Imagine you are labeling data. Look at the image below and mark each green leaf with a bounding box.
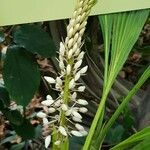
[13,24,56,57]
[3,45,40,106]
[12,119,36,140]
[4,109,23,125]
[0,31,5,43]
[111,126,150,150]
[0,86,10,110]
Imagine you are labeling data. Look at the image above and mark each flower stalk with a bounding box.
[37,0,96,149]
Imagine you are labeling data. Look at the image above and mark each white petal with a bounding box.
[65,109,72,116]
[77,99,88,105]
[41,99,54,106]
[74,48,80,56]
[79,107,88,113]
[59,61,65,70]
[71,130,83,137]
[75,123,84,131]
[44,76,55,84]
[37,112,47,118]
[45,135,51,148]
[58,126,67,136]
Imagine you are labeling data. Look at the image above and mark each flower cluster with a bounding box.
[37,0,95,148]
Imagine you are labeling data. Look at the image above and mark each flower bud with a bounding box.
[68,49,73,59]
[61,104,68,111]
[68,38,74,48]
[79,107,88,113]
[45,135,51,148]
[68,27,74,38]
[41,99,54,106]
[77,51,85,61]
[58,126,67,136]
[78,86,85,92]
[69,79,75,89]
[74,72,81,81]
[44,76,55,84]
[43,118,49,125]
[72,110,82,119]
[75,123,84,131]
[37,112,47,118]
[80,66,88,74]
[72,116,82,122]
[77,99,88,105]
[56,77,62,86]
[48,107,56,113]
[71,130,83,137]
[46,95,53,100]
[66,64,71,75]
[74,60,82,70]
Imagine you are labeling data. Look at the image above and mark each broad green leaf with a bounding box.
[83,9,149,150]
[131,137,150,150]
[12,119,36,140]
[4,109,23,125]
[111,126,150,150]
[13,24,56,57]
[0,31,5,43]
[3,46,40,106]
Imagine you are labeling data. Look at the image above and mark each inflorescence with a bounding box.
[37,0,95,148]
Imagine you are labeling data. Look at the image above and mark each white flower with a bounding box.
[75,123,84,131]
[72,116,82,122]
[58,126,67,136]
[80,66,88,74]
[61,104,68,111]
[79,107,88,113]
[66,64,71,75]
[37,112,47,118]
[69,79,75,89]
[77,99,88,105]
[72,110,82,119]
[43,118,49,125]
[45,135,51,148]
[44,76,55,84]
[48,107,56,113]
[71,130,83,137]
[41,99,54,106]
[74,60,82,70]
[54,140,61,145]
[78,86,85,92]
